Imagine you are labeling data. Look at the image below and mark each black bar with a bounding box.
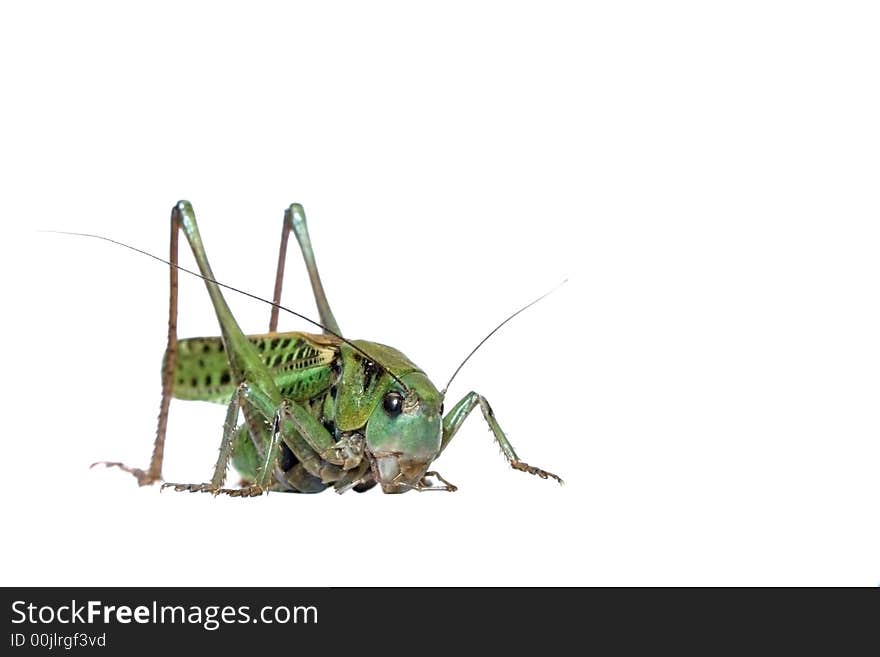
[1,587,876,653]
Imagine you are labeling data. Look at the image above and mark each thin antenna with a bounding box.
[42,230,410,391]
[441,279,568,396]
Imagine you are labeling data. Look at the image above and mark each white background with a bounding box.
[1,2,878,586]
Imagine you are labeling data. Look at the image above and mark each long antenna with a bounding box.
[42,230,410,390]
[441,279,568,396]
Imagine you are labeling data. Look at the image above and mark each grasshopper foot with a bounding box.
[160,482,266,497]
[90,461,162,487]
[511,460,564,485]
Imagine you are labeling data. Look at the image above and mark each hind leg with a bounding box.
[92,203,182,485]
[268,203,341,335]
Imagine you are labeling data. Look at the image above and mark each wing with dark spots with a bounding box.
[171,331,340,404]
[170,336,237,403]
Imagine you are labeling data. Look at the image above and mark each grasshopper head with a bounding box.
[365,371,443,493]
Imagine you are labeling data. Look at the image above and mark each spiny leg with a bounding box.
[441,391,563,484]
[161,382,285,496]
[212,384,242,488]
[162,376,353,497]
[92,204,181,486]
[207,381,355,493]
[269,203,341,335]
[232,388,360,489]
[233,389,336,489]
[246,395,352,490]
[229,419,325,493]
[161,383,265,497]
[239,389,270,463]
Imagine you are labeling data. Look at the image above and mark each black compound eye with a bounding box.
[383,391,404,417]
[440,403,444,416]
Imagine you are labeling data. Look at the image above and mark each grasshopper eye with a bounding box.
[383,391,404,417]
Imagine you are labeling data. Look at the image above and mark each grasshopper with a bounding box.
[87,201,562,495]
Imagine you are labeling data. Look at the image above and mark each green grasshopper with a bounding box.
[86,201,562,495]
